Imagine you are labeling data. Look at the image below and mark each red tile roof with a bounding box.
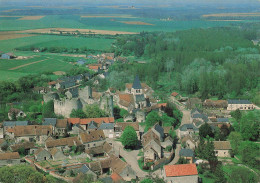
[88,65,100,70]
[171,92,179,97]
[164,164,198,177]
[68,117,114,125]
[110,172,123,182]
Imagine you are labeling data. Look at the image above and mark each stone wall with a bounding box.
[54,98,83,118]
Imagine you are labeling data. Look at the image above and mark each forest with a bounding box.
[109,27,260,104]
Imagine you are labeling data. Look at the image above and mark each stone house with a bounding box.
[79,130,105,149]
[34,148,52,161]
[0,152,20,167]
[142,129,162,162]
[8,108,26,120]
[107,155,136,181]
[179,149,195,164]
[213,141,232,157]
[98,122,115,138]
[203,99,228,109]
[10,125,53,145]
[69,124,85,135]
[3,121,29,135]
[45,136,82,153]
[43,118,57,131]
[163,164,198,183]
[161,136,173,149]
[66,164,97,180]
[114,122,140,139]
[68,117,115,131]
[153,123,165,142]
[179,124,199,138]
[55,119,69,136]
[181,136,197,150]
[227,99,254,111]
[49,147,66,160]
[65,88,79,99]
[10,141,36,155]
[85,141,113,158]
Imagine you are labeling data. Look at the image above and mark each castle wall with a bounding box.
[54,98,82,118]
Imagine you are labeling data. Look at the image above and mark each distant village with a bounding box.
[0,51,258,183]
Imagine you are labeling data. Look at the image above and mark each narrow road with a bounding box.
[107,139,148,177]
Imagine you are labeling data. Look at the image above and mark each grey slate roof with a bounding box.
[132,75,142,89]
[154,124,164,138]
[217,118,229,123]
[192,113,209,122]
[3,121,28,127]
[179,148,194,157]
[191,108,202,115]
[98,123,114,130]
[179,124,199,132]
[79,164,90,174]
[135,94,145,103]
[228,99,252,104]
[100,177,113,183]
[88,121,98,129]
[60,80,76,89]
[43,118,57,127]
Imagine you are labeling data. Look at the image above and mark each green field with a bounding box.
[0,55,75,81]
[0,35,114,52]
[0,15,243,32]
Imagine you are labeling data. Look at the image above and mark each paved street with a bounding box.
[107,139,148,177]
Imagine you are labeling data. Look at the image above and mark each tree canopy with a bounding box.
[120,125,138,149]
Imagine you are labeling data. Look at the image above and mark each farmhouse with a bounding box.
[34,148,52,161]
[163,164,198,183]
[10,141,36,155]
[0,152,20,167]
[114,122,139,139]
[1,52,15,59]
[45,136,82,152]
[179,124,199,138]
[203,99,228,109]
[79,130,105,149]
[142,129,162,162]
[227,99,254,111]
[9,125,53,144]
[213,141,232,157]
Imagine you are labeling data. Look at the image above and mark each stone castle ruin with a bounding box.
[44,86,114,118]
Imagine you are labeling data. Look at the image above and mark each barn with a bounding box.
[1,52,15,59]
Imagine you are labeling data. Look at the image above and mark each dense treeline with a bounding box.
[16,46,104,54]
[109,28,260,102]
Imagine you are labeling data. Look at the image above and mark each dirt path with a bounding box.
[8,57,49,70]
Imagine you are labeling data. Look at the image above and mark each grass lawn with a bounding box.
[0,55,75,81]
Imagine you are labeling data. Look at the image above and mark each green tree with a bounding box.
[141,179,153,183]
[228,132,242,155]
[27,172,45,183]
[70,109,87,118]
[214,164,226,183]
[177,157,189,164]
[199,123,214,139]
[120,126,138,149]
[240,110,259,141]
[145,111,161,129]
[230,109,242,121]
[84,105,108,118]
[42,100,55,118]
[240,142,259,168]
[227,166,257,183]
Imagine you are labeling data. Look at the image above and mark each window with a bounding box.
[93,144,96,146]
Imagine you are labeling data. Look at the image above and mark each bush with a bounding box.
[165,145,172,152]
